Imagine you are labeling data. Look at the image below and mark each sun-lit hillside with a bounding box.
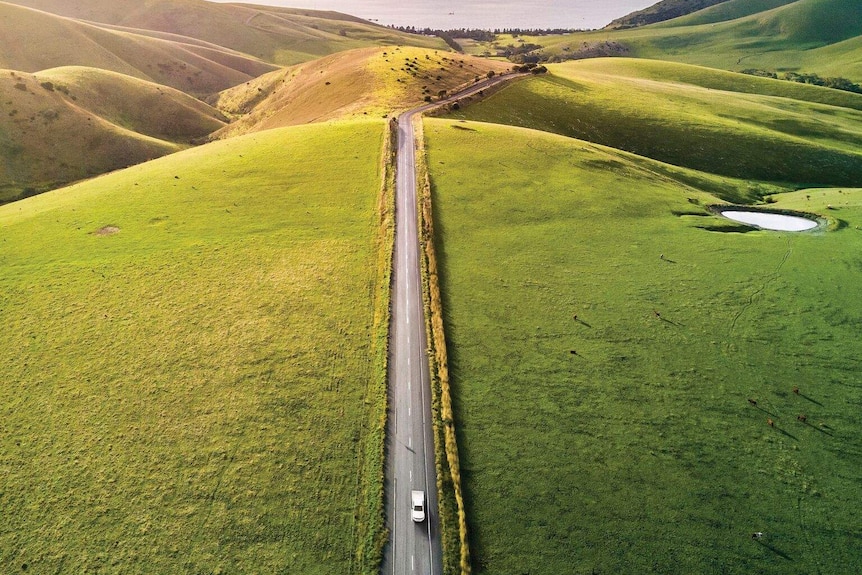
[0,67,225,202]
[0,120,391,574]
[445,58,862,189]
[4,0,447,66]
[424,116,862,575]
[0,2,278,95]
[209,46,512,138]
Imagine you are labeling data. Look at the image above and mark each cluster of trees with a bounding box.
[491,28,584,36]
[741,69,862,94]
[498,42,544,61]
[514,63,549,74]
[437,28,496,42]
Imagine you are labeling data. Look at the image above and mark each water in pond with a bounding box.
[721,211,817,231]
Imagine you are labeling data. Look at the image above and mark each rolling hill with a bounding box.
[444,58,862,190]
[210,46,513,137]
[514,0,862,81]
[0,2,279,95]
[606,0,735,29]
[3,0,447,66]
[0,67,226,202]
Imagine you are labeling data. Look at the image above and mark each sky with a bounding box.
[207,0,659,30]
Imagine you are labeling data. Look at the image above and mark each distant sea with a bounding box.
[209,0,657,30]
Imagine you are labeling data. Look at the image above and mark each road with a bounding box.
[383,73,525,575]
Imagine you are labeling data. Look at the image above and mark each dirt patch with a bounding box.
[94,225,120,236]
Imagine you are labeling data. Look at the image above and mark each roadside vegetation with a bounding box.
[423,118,862,574]
[414,119,471,575]
[0,120,391,574]
[443,59,862,188]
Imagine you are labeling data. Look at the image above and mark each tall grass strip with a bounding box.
[414,117,471,575]
[353,121,397,574]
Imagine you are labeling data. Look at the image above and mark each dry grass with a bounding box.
[6,0,446,67]
[0,2,277,95]
[210,46,512,139]
[0,67,225,203]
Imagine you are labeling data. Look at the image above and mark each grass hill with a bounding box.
[4,0,447,66]
[606,0,733,29]
[0,2,280,91]
[210,46,512,138]
[444,59,862,190]
[657,0,808,26]
[509,0,862,81]
[423,117,862,574]
[0,67,226,203]
[0,2,278,95]
[0,120,391,574]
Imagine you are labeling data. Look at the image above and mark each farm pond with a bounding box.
[720,210,818,231]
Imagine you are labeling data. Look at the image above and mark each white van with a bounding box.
[411,490,426,523]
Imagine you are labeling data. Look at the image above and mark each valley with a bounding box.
[1,0,860,574]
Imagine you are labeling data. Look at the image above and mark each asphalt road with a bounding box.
[383,73,525,575]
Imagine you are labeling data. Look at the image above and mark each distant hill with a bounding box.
[209,47,512,138]
[0,2,278,95]
[606,0,733,29]
[3,0,446,66]
[654,0,801,26]
[0,67,225,202]
[538,0,862,81]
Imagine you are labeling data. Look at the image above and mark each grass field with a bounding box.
[423,118,862,574]
[0,120,390,573]
[444,59,862,189]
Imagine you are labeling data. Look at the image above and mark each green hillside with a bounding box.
[5,0,447,66]
[656,0,799,26]
[606,0,734,29]
[423,117,862,574]
[512,0,862,81]
[0,67,226,203]
[444,59,862,189]
[0,120,390,573]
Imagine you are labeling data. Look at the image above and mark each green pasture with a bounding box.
[424,118,862,574]
[0,120,388,573]
[444,60,862,189]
